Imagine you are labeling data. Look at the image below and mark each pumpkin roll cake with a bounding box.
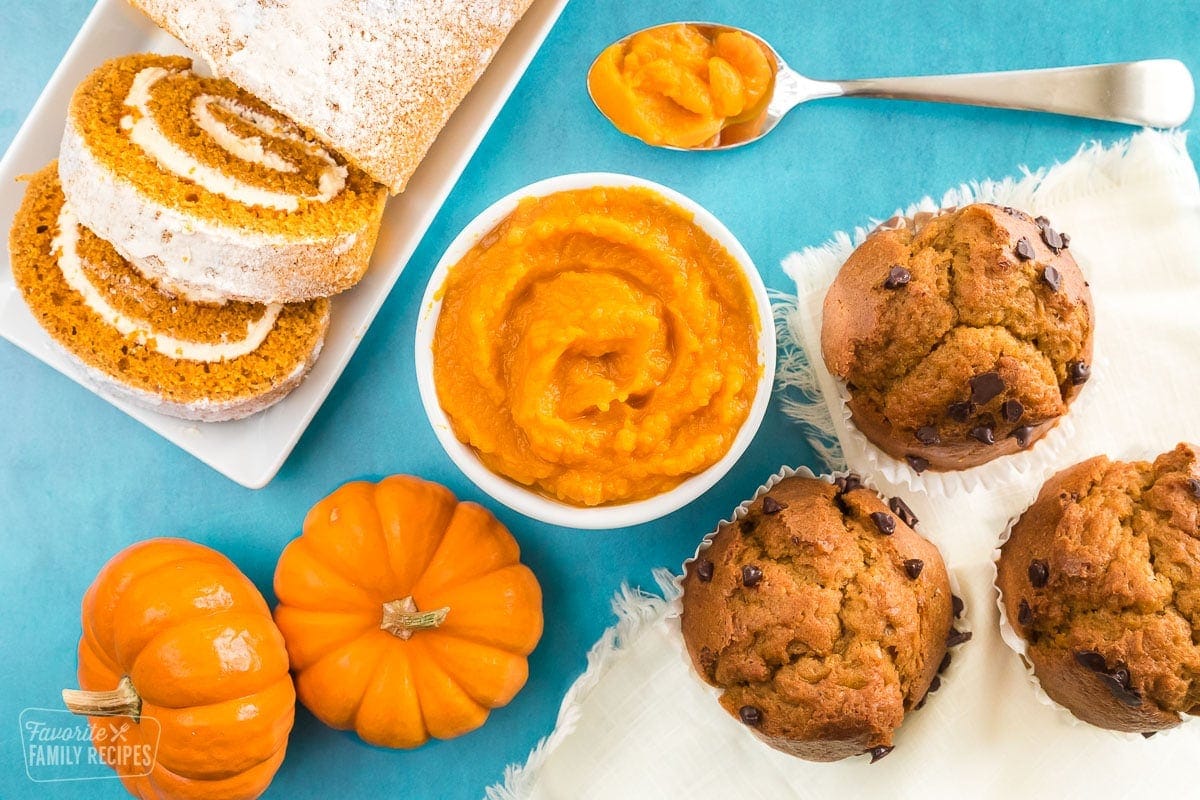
[59,54,387,304]
[127,0,534,193]
[10,163,329,422]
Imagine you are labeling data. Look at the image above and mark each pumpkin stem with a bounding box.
[380,596,450,640]
[61,676,142,719]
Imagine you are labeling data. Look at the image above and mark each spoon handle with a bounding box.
[830,60,1194,128]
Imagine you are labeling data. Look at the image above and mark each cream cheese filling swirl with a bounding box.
[119,66,347,212]
[52,204,282,362]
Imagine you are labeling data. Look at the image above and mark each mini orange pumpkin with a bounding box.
[62,538,295,800]
[273,475,543,748]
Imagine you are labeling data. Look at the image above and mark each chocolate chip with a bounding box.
[947,401,974,422]
[915,425,940,445]
[1042,265,1062,292]
[834,474,862,494]
[1015,236,1036,261]
[884,265,912,289]
[1110,667,1131,688]
[35,224,48,234]
[761,496,784,515]
[1068,360,1090,385]
[1074,650,1108,673]
[906,455,930,474]
[695,559,714,582]
[969,371,1005,405]
[739,705,762,726]
[1187,478,1200,499]
[1041,225,1064,252]
[903,558,924,579]
[739,518,757,535]
[1001,206,1018,216]
[928,675,942,693]
[1060,232,1071,249]
[868,745,894,764]
[1028,559,1049,588]
[1102,673,1143,707]
[870,511,896,535]
[1011,425,1036,448]
[970,425,996,445]
[1142,731,1157,739]
[888,496,919,528]
[1001,399,1024,424]
[1070,652,1143,705]
[951,595,964,618]
[947,628,972,648]
[914,696,927,711]
[1035,215,1052,229]
[741,564,763,588]
[1017,599,1033,626]
[939,652,952,673]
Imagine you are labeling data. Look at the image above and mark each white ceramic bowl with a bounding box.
[414,173,776,529]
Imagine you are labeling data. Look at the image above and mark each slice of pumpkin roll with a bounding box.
[59,53,387,304]
[10,163,330,422]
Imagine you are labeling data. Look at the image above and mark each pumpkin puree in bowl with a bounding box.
[432,186,762,507]
[588,23,776,148]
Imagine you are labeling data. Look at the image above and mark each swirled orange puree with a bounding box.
[432,187,762,506]
[588,24,776,148]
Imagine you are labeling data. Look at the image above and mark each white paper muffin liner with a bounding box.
[671,465,972,758]
[991,470,1193,741]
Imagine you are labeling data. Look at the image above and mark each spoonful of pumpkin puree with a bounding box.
[588,22,776,149]
[589,21,1194,150]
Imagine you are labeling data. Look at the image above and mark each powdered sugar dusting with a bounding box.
[130,0,534,192]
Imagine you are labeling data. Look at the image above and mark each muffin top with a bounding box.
[680,475,955,761]
[821,203,1094,471]
[997,443,1200,732]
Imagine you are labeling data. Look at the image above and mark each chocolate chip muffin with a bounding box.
[680,475,962,762]
[997,444,1200,733]
[822,204,1094,472]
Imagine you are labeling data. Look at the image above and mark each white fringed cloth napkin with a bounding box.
[488,130,1200,800]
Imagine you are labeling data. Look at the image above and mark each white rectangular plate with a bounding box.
[0,0,566,488]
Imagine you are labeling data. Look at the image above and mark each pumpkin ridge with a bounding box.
[129,611,291,709]
[300,482,398,595]
[298,632,389,727]
[109,556,272,669]
[274,606,379,670]
[352,638,421,735]
[81,540,231,666]
[408,503,521,598]
[145,555,270,611]
[404,639,489,740]
[414,564,543,654]
[144,740,288,800]
[373,476,448,596]
[144,677,294,781]
[274,535,380,613]
[80,624,123,676]
[417,632,530,709]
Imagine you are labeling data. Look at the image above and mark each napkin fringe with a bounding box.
[771,290,844,469]
[487,569,680,800]
[774,128,1191,451]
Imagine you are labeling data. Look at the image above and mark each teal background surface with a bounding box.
[2,1,1197,798]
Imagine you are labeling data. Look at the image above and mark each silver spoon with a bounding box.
[589,22,1195,150]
